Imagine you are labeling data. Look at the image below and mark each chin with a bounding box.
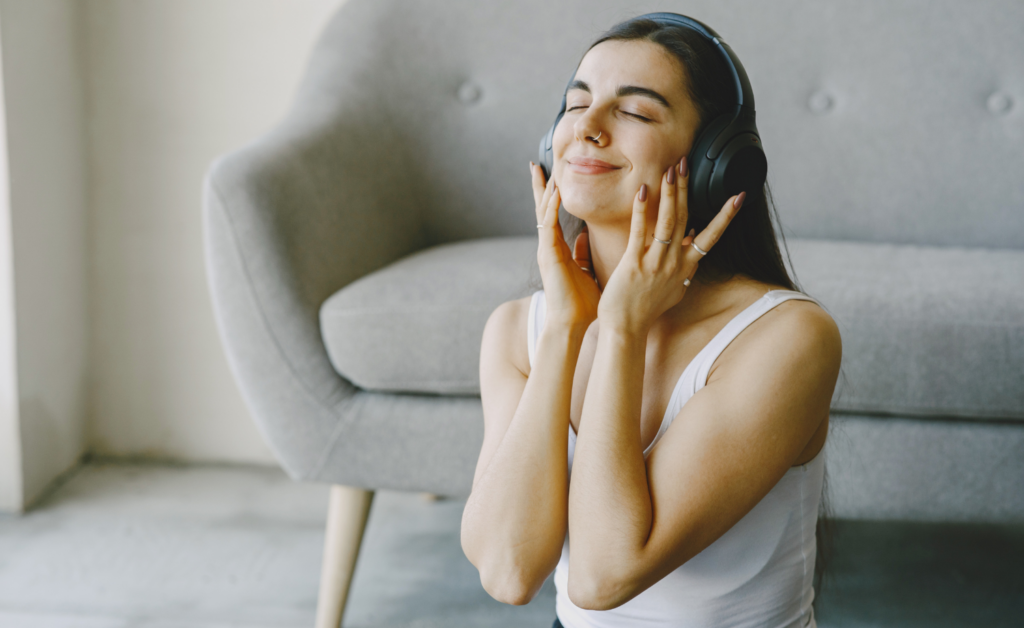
[558,180,629,223]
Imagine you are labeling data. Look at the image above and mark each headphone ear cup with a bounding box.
[687,114,733,223]
[708,132,767,208]
[689,113,767,221]
[537,125,554,180]
[538,116,560,181]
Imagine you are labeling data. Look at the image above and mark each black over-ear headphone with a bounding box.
[537,12,767,219]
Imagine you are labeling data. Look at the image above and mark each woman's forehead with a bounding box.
[574,40,687,99]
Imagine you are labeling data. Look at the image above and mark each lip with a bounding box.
[567,156,622,175]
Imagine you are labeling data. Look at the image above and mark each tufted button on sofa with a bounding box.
[203,0,1024,624]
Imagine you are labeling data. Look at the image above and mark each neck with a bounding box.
[585,220,769,333]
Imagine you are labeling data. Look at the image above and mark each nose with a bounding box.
[573,110,607,147]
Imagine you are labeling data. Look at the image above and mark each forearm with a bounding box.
[462,322,586,601]
[568,326,653,596]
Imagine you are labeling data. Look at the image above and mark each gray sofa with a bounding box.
[203,0,1024,624]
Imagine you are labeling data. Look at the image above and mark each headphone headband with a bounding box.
[639,13,755,110]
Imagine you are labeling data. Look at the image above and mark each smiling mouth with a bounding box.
[567,158,622,174]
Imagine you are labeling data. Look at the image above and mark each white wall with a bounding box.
[0,1,344,512]
[0,0,90,511]
[0,17,21,512]
[84,0,344,464]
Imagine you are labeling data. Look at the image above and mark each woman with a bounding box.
[461,14,841,628]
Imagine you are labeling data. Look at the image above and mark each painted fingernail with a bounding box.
[680,156,688,178]
[735,191,746,209]
[639,184,648,202]
[667,165,677,185]
[689,228,695,237]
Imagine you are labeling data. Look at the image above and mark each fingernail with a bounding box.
[680,156,688,178]
[529,161,534,172]
[735,191,746,209]
[667,165,677,185]
[639,184,648,202]
[689,228,695,237]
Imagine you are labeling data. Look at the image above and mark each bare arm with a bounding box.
[461,166,600,605]
[460,300,585,605]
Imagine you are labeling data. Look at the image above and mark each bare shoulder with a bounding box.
[712,293,842,383]
[766,297,842,361]
[481,295,534,378]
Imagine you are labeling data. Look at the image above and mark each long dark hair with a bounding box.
[561,17,797,291]
[560,15,834,602]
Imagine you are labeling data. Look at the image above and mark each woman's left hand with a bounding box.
[597,156,746,335]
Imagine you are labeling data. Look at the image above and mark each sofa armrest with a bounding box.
[202,112,424,479]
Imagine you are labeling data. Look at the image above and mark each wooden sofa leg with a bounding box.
[315,485,374,628]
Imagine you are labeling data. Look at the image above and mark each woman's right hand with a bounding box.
[531,162,601,330]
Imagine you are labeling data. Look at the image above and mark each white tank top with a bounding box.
[527,289,825,628]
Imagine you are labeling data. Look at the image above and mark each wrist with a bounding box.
[541,318,590,344]
[596,310,650,339]
[600,323,649,346]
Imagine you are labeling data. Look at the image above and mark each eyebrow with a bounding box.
[568,79,672,109]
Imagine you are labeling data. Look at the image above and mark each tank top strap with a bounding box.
[690,290,820,394]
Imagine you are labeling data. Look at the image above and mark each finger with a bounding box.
[572,229,592,274]
[536,174,555,225]
[625,184,649,259]
[651,166,677,252]
[679,228,698,280]
[542,185,561,230]
[688,191,746,261]
[672,156,690,242]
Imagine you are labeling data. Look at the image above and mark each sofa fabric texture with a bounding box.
[204,0,1024,518]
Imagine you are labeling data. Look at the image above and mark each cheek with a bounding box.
[551,118,573,160]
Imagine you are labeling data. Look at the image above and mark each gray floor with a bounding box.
[0,462,1020,627]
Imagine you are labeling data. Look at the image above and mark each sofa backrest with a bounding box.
[298,0,1024,249]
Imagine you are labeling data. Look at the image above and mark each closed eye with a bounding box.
[566,106,650,122]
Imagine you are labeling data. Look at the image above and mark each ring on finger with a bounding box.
[653,236,672,245]
[691,241,709,256]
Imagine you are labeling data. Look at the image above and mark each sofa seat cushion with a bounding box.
[320,237,539,395]
[790,239,1024,421]
[320,236,1024,421]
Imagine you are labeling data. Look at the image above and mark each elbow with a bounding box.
[478,565,542,606]
[462,535,542,605]
[567,569,633,611]
[464,539,543,606]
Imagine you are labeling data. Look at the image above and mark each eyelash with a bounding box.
[566,105,651,122]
